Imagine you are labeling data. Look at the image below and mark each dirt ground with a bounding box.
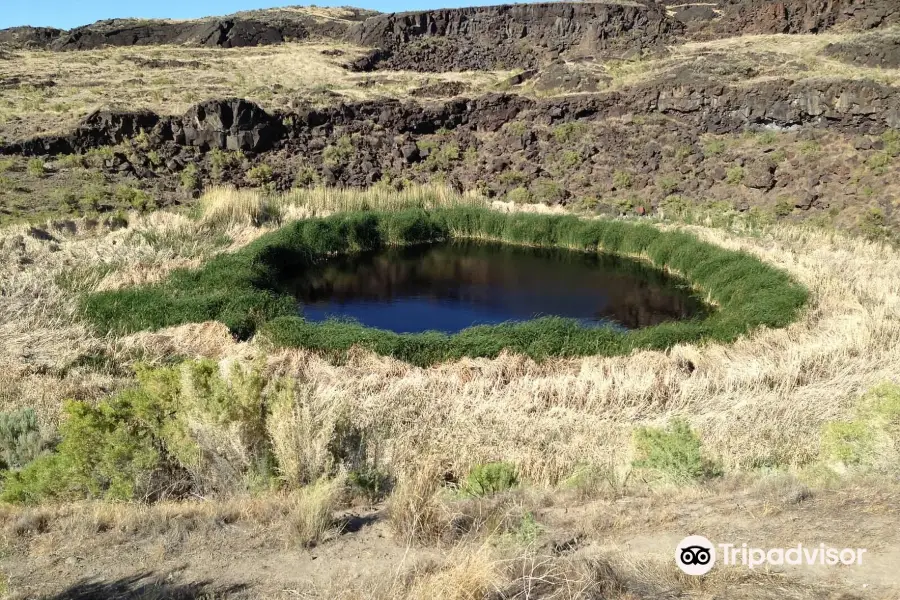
[2,475,897,599]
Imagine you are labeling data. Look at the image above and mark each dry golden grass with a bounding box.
[600,29,900,91]
[0,43,513,140]
[1,185,899,483]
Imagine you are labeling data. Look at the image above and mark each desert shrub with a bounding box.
[656,175,679,195]
[26,158,46,177]
[612,170,633,190]
[180,164,200,191]
[726,166,745,185]
[552,122,588,143]
[756,131,778,145]
[246,163,274,187]
[703,139,726,156]
[632,419,722,482]
[423,142,460,171]
[503,121,527,137]
[348,467,393,503]
[323,135,354,167]
[530,179,567,203]
[774,199,794,217]
[290,476,345,547]
[463,462,519,497]
[859,207,890,242]
[210,148,241,181]
[0,408,49,470]
[498,170,527,186]
[820,383,900,471]
[883,128,900,157]
[114,186,155,212]
[559,150,583,170]
[293,165,319,188]
[799,140,820,155]
[0,361,280,504]
[506,186,532,203]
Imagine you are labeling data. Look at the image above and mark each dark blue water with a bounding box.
[285,241,706,334]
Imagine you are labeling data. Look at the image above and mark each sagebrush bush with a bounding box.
[820,382,900,472]
[632,419,722,482]
[463,462,519,497]
[0,408,48,470]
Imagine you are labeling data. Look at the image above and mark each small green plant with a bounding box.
[559,150,583,170]
[462,462,519,497]
[514,511,542,545]
[180,164,200,191]
[552,122,588,144]
[656,175,679,195]
[115,186,155,212]
[293,165,319,189]
[133,128,152,151]
[0,408,48,470]
[612,170,633,190]
[530,178,566,203]
[463,146,479,165]
[859,207,889,241]
[26,159,46,177]
[423,142,460,171]
[820,421,873,466]
[726,166,745,185]
[246,163,274,187]
[632,419,721,482]
[323,135,354,167]
[348,467,393,503]
[147,150,162,168]
[506,186,532,204]
[674,145,693,161]
[882,128,900,157]
[210,148,241,181]
[503,121,527,137]
[799,140,821,155]
[756,131,778,145]
[774,199,794,217]
[867,152,892,174]
[703,139,726,156]
[579,196,600,211]
[498,170,527,186]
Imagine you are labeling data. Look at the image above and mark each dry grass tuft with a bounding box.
[289,476,345,547]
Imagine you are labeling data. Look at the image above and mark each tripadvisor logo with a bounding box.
[675,535,868,576]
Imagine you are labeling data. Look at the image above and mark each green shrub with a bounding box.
[180,164,200,191]
[820,421,873,466]
[246,163,274,187]
[323,135,354,167]
[463,462,519,496]
[503,121,527,137]
[774,199,794,217]
[632,419,721,482]
[559,150,583,170]
[506,186,532,204]
[530,178,566,203]
[210,148,241,181]
[552,122,588,143]
[498,170,527,186]
[423,142,460,171]
[0,408,48,470]
[756,131,778,145]
[114,186,155,212]
[656,175,679,195]
[703,139,726,156]
[799,140,820,155]
[348,467,393,503]
[1,361,277,504]
[726,166,745,185]
[882,129,900,157]
[612,170,633,190]
[26,159,45,177]
[294,165,319,188]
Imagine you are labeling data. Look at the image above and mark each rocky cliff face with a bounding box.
[0,9,378,51]
[346,2,683,71]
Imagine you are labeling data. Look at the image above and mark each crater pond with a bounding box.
[281,241,709,335]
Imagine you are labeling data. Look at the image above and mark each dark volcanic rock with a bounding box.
[345,2,684,72]
[824,30,900,68]
[0,26,64,48]
[175,99,282,152]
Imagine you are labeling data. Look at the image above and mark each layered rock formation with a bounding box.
[345,2,683,71]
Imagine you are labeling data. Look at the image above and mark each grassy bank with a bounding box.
[82,207,808,365]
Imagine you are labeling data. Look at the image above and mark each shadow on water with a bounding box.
[40,572,249,600]
[280,240,709,334]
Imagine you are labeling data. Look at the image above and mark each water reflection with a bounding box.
[281,241,707,334]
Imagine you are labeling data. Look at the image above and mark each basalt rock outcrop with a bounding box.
[345,2,683,72]
[824,30,900,68]
[0,9,377,51]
